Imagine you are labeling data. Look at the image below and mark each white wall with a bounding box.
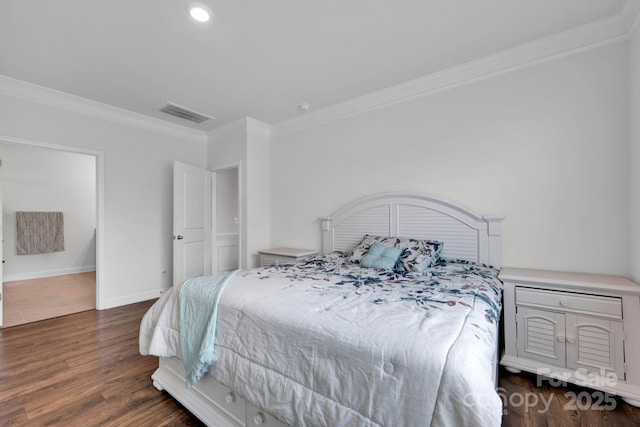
[270,42,630,276]
[0,94,207,308]
[215,168,239,234]
[208,126,270,268]
[1,144,96,280]
[631,22,640,283]
[245,131,271,267]
[209,132,248,268]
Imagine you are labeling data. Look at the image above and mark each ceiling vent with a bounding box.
[158,102,214,124]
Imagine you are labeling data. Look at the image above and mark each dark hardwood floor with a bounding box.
[1,300,639,426]
[500,368,640,427]
[0,300,203,426]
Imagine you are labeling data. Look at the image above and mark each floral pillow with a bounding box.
[392,238,443,273]
[360,242,402,270]
[349,234,387,264]
[349,234,443,272]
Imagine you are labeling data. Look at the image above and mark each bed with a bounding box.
[139,193,505,427]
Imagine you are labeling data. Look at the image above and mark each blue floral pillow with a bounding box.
[349,234,395,263]
[350,234,443,272]
[360,242,402,270]
[392,238,443,273]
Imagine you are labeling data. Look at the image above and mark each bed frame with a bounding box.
[322,193,503,268]
[151,193,504,427]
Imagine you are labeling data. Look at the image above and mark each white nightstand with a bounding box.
[499,267,640,406]
[258,247,317,267]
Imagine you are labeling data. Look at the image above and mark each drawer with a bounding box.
[165,357,246,424]
[246,402,289,427]
[515,287,622,319]
[262,255,295,266]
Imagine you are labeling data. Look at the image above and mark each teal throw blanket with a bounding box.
[179,270,239,387]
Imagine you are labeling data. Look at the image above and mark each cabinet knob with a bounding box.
[253,412,266,425]
[225,392,236,404]
[559,300,569,307]
[557,335,565,342]
[567,337,576,344]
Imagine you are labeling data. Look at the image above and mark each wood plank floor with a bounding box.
[0,300,203,426]
[3,272,96,327]
[0,300,639,426]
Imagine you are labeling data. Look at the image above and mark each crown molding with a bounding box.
[271,1,640,138]
[3,1,639,144]
[206,116,271,144]
[626,0,640,34]
[0,75,208,144]
[246,117,272,138]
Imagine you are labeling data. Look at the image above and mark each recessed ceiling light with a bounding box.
[188,3,212,23]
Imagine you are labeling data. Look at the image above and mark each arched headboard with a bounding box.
[321,193,504,268]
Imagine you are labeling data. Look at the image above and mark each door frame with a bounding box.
[0,134,105,310]
[211,162,242,270]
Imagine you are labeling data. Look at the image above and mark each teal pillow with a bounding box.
[360,242,402,270]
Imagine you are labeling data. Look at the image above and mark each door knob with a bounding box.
[174,235,184,240]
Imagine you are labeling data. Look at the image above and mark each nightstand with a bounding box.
[258,247,317,267]
[499,267,640,406]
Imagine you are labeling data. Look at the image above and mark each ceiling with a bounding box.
[0,0,633,133]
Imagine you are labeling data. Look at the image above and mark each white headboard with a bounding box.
[321,193,504,268]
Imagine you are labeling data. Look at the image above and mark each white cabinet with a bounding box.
[500,268,640,406]
[258,247,317,267]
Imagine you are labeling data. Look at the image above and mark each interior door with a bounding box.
[0,154,3,327]
[173,161,212,286]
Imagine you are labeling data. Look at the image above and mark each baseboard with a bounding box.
[3,265,96,282]
[101,288,166,310]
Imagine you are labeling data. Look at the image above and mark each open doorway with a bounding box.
[0,140,101,327]
[212,165,240,272]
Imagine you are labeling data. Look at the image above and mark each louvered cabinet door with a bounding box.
[565,314,625,381]
[516,307,566,367]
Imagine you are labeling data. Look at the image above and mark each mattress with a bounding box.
[140,253,504,426]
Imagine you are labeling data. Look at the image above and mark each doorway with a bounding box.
[0,136,104,327]
[212,165,240,272]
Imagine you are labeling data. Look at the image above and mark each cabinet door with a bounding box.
[517,307,566,366]
[565,314,624,381]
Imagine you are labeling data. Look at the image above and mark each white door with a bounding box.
[173,161,212,286]
[0,155,3,327]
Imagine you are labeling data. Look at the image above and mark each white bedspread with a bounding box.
[140,254,503,426]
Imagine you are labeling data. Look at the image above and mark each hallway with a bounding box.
[2,272,95,328]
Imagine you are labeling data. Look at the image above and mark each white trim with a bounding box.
[270,2,640,138]
[246,117,272,138]
[627,0,640,34]
[3,265,96,283]
[210,162,243,271]
[206,118,248,143]
[0,75,207,144]
[0,134,105,310]
[2,3,639,142]
[103,288,164,310]
[206,117,271,144]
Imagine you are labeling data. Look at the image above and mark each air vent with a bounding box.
[158,102,214,124]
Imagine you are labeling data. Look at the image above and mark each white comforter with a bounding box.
[140,254,503,427]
